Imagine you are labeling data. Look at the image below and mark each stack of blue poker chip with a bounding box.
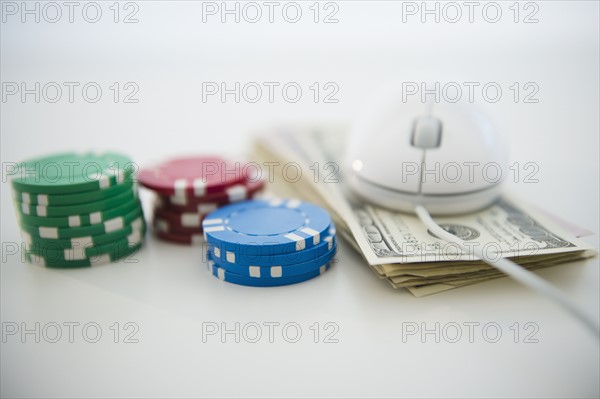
[202,198,337,287]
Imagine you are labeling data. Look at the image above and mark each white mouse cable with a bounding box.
[414,204,600,337]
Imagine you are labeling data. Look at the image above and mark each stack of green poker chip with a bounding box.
[11,152,147,268]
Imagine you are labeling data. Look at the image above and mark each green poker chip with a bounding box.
[16,197,141,228]
[12,180,134,206]
[17,187,137,218]
[25,243,144,268]
[12,151,147,268]
[11,152,136,195]
[19,207,144,239]
[26,232,145,261]
[21,218,146,249]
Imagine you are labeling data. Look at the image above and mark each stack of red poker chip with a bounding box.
[138,156,264,245]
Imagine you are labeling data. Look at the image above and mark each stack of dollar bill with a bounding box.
[253,126,596,296]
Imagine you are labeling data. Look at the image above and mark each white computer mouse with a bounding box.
[345,90,509,215]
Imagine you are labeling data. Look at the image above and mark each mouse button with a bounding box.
[411,116,442,148]
[420,144,504,195]
[356,144,424,194]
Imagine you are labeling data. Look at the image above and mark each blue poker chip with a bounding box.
[209,225,336,266]
[202,199,332,260]
[207,261,331,287]
[208,239,337,278]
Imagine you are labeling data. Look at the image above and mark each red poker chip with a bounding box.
[157,178,265,210]
[138,156,251,197]
[153,217,203,236]
[153,207,207,229]
[154,230,204,245]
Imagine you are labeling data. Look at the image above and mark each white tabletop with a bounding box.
[1,1,599,397]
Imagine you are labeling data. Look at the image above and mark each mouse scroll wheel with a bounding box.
[411,116,442,148]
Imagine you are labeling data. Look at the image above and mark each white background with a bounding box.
[1,1,599,397]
